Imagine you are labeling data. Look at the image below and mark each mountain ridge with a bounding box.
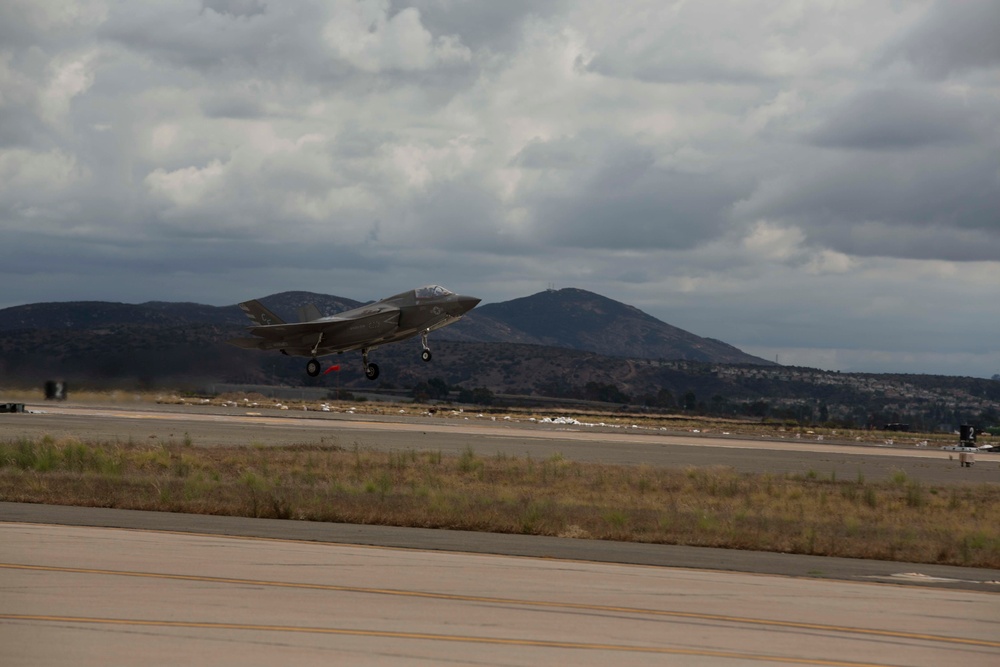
[0,287,772,366]
[1,290,997,430]
[438,288,771,365]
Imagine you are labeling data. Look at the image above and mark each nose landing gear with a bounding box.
[420,331,432,362]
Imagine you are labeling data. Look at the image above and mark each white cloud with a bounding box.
[804,250,853,275]
[144,158,226,209]
[0,147,86,194]
[40,50,99,127]
[742,220,805,262]
[323,1,470,72]
[2,0,109,38]
[744,90,805,134]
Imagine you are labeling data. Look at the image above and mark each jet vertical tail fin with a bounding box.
[298,304,322,322]
[238,300,285,326]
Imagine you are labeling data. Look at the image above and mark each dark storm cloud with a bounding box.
[744,73,1000,265]
[579,3,783,85]
[811,223,1000,264]
[809,88,976,151]
[0,227,381,280]
[587,54,769,86]
[884,0,1000,78]
[101,4,240,69]
[200,87,267,119]
[0,2,102,51]
[0,106,45,149]
[329,127,396,160]
[741,141,1000,259]
[405,0,566,53]
[514,136,750,250]
[511,137,587,170]
[202,0,267,19]
[97,2,356,86]
[405,177,537,255]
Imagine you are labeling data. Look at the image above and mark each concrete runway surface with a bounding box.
[2,521,999,667]
[2,401,1000,664]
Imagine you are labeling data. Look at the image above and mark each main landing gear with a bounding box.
[362,348,380,381]
[360,336,431,381]
[307,336,433,381]
[306,333,325,377]
[304,350,381,380]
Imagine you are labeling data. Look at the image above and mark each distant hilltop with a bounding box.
[437,288,774,366]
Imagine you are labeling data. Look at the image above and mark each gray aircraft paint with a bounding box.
[229,285,480,379]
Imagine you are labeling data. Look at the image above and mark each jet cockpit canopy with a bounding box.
[415,285,454,299]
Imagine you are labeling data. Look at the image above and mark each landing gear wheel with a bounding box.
[306,359,321,377]
[419,331,432,362]
[365,363,380,381]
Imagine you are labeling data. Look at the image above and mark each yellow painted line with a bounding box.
[2,563,996,650]
[9,519,987,598]
[0,614,896,666]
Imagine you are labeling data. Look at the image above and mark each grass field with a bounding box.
[2,435,998,568]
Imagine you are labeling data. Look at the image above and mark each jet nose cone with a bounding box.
[456,295,481,314]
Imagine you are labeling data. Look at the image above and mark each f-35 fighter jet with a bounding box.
[228,285,480,380]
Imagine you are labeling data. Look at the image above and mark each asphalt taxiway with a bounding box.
[3,401,998,484]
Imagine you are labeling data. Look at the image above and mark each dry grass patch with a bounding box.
[1,437,998,568]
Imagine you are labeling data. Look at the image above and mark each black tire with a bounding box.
[421,349,432,362]
[365,363,380,381]
[306,359,321,377]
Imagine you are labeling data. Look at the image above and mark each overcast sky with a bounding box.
[2,1,998,377]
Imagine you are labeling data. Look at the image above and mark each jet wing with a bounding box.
[227,336,268,349]
[248,320,339,340]
[245,305,401,348]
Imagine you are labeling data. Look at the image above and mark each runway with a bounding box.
[2,521,998,666]
[4,401,998,484]
[3,402,1000,664]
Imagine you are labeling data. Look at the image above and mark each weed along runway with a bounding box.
[2,520,999,667]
